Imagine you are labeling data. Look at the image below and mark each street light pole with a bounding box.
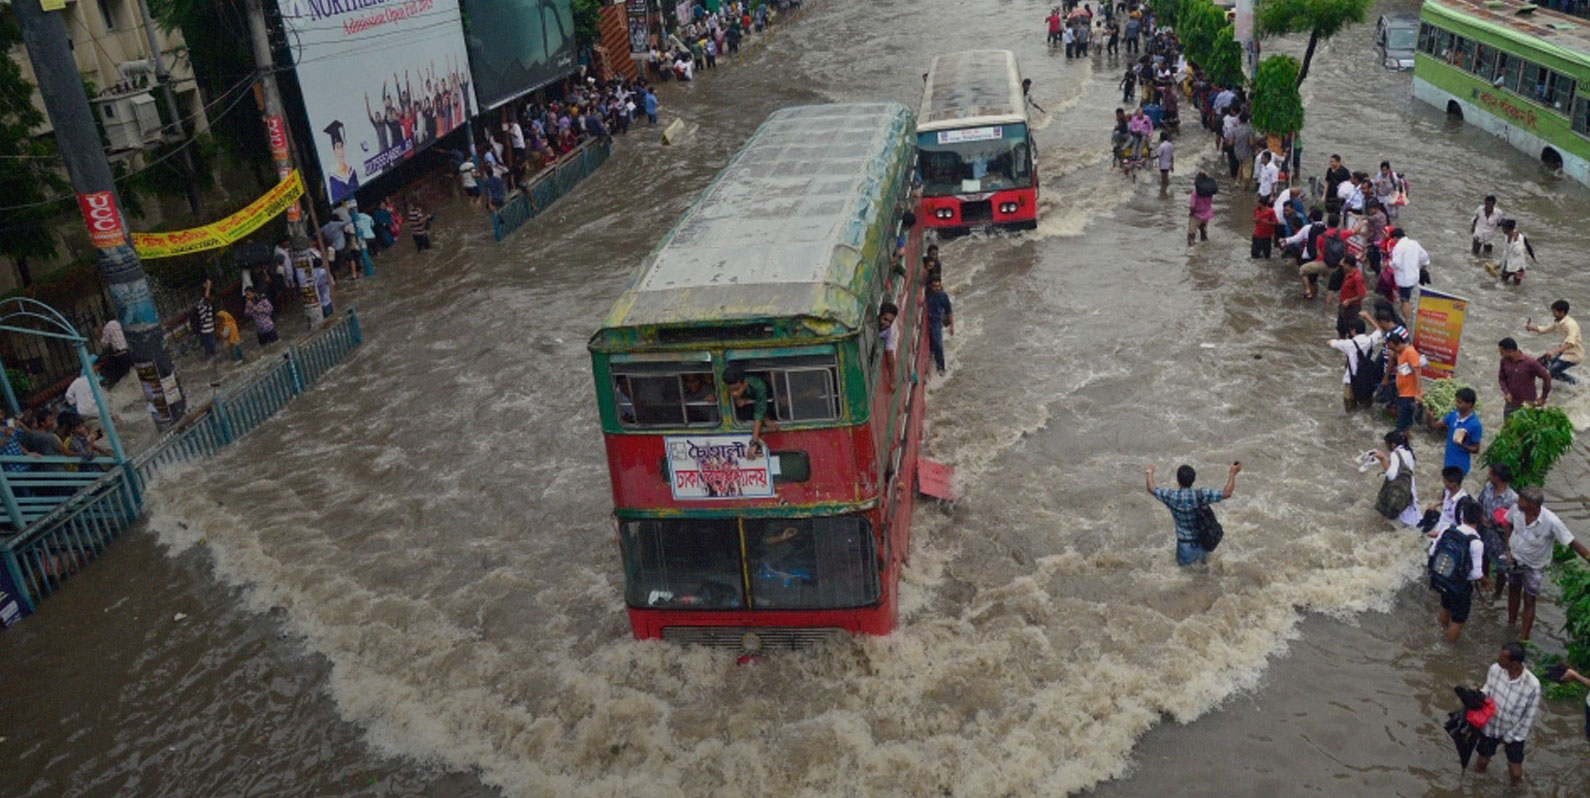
[13,0,186,428]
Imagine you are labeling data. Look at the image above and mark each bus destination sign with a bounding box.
[666,435,775,500]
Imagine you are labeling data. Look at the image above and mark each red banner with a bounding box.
[265,115,290,161]
[76,191,127,248]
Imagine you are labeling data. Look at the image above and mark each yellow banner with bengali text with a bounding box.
[132,171,304,260]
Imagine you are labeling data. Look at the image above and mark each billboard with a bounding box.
[460,0,577,111]
[278,0,475,204]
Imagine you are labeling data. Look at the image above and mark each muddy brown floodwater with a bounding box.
[4,0,1590,795]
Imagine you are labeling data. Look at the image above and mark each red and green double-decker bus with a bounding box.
[588,103,927,650]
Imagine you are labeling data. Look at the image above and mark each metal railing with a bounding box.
[0,308,364,616]
[491,138,613,242]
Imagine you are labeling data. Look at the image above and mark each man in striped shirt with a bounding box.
[1474,641,1540,785]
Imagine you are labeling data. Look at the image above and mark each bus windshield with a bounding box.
[622,515,879,611]
[917,124,1031,196]
[1387,27,1416,50]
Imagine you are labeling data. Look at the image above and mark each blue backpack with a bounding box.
[1428,527,1473,595]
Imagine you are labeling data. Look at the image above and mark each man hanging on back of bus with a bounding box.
[1146,460,1242,566]
[724,364,777,458]
[925,276,953,377]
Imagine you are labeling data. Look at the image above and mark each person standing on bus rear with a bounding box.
[925,276,953,376]
[724,364,776,457]
[878,301,899,387]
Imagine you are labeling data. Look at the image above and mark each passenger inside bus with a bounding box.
[681,372,719,424]
[746,517,879,610]
[724,364,777,455]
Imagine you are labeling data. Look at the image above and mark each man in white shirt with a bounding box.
[1254,151,1279,199]
[1471,194,1502,255]
[1336,172,1365,214]
[1273,186,1302,236]
[1474,641,1540,785]
[1387,228,1429,322]
[1427,499,1486,641]
[1328,316,1383,411]
[1505,486,1590,640]
[63,360,104,430]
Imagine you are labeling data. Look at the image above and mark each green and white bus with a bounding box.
[1413,0,1590,185]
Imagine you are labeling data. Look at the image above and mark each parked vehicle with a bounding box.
[1378,13,1419,70]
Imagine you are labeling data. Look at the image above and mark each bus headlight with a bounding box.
[998,202,1018,214]
[741,632,762,653]
[935,208,954,219]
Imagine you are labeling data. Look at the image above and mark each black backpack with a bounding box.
[1428,526,1473,595]
[1349,340,1384,405]
[1323,232,1347,267]
[1194,502,1224,551]
[1195,174,1219,197]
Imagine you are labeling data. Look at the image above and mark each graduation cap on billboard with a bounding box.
[323,120,346,146]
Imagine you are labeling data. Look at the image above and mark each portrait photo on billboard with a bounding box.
[460,0,577,111]
[278,0,476,204]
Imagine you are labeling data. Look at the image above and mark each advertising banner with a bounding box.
[132,171,305,260]
[76,191,127,248]
[460,0,576,111]
[625,0,650,56]
[665,435,774,500]
[1413,288,1469,380]
[278,0,474,204]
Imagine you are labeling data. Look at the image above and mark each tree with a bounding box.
[1255,0,1373,87]
[149,0,271,188]
[1250,55,1304,134]
[1203,25,1247,88]
[0,6,69,282]
[572,0,601,49]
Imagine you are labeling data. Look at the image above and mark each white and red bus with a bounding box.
[588,103,929,651]
[917,49,1039,230]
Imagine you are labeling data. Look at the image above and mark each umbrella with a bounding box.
[1443,709,1481,770]
[1443,686,1493,771]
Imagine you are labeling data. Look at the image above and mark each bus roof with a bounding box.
[1424,0,1590,61]
[596,103,914,336]
[918,50,1026,132]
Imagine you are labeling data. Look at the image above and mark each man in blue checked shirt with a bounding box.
[1146,461,1242,566]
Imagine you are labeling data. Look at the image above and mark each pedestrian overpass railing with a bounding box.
[0,308,364,621]
[491,137,612,242]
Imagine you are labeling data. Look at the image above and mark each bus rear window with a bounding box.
[622,519,745,610]
[611,364,719,427]
[730,355,841,424]
[746,516,878,610]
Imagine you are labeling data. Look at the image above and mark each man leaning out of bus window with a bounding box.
[725,364,777,457]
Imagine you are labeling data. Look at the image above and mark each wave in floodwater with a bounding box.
[125,2,1590,797]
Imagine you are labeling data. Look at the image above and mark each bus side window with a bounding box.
[611,366,720,427]
[729,356,841,424]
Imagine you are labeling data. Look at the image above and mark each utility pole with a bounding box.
[243,0,310,247]
[13,0,186,427]
[243,0,327,327]
[134,0,203,219]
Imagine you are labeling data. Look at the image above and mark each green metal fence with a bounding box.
[0,308,364,617]
[491,138,613,242]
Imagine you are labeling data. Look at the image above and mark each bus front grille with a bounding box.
[661,626,845,651]
[960,199,993,223]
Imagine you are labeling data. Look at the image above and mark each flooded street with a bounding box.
[5,0,1590,795]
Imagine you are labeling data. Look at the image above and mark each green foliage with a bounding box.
[1420,378,1477,422]
[1536,561,1590,701]
[1481,406,1574,487]
[148,0,268,179]
[1148,0,1185,27]
[1204,26,1246,87]
[572,0,602,48]
[0,7,69,262]
[5,368,30,399]
[1251,55,1304,134]
[1254,0,1372,85]
[1255,0,1371,40]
